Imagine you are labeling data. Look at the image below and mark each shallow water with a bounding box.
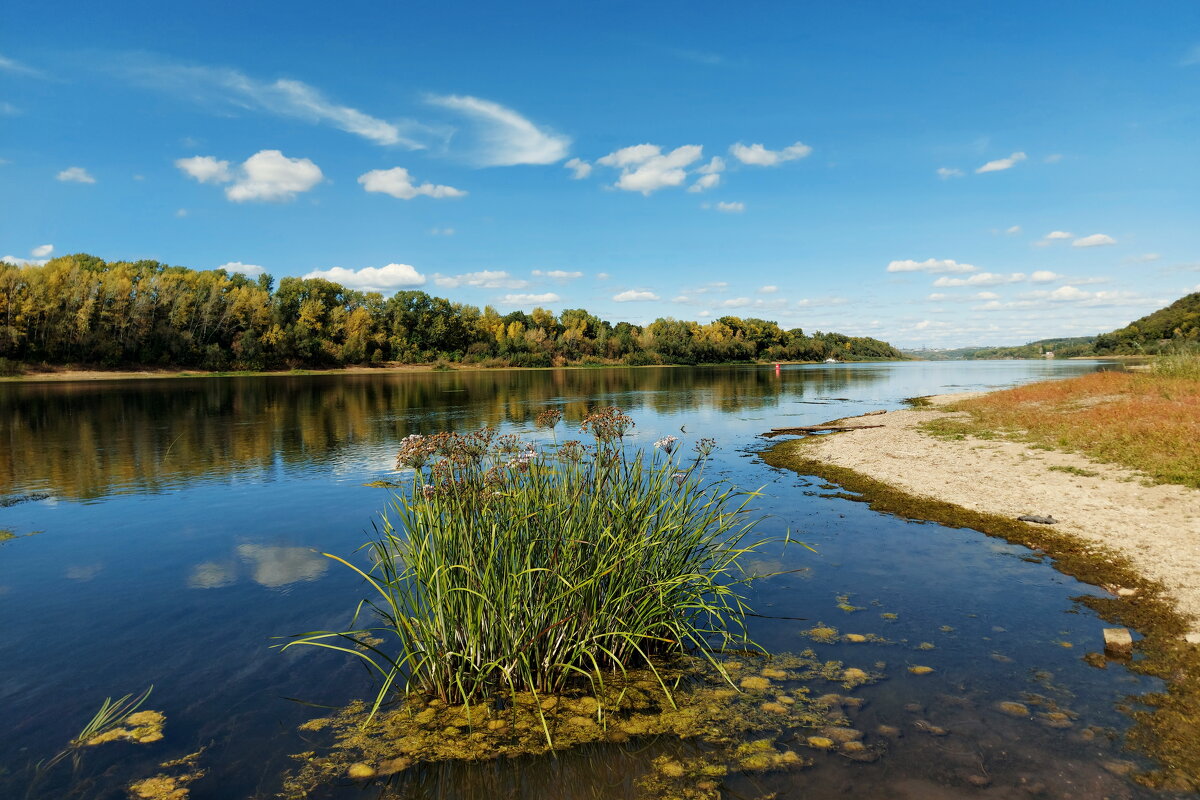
[0,361,1184,798]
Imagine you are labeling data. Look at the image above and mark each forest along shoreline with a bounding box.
[763,372,1200,791]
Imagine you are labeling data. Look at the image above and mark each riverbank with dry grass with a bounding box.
[763,365,1200,790]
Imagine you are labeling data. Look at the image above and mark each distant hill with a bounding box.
[1093,291,1200,354]
[904,292,1199,360]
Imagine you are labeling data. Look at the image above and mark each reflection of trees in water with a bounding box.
[0,367,885,501]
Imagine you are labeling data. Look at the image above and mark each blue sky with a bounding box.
[2,0,1199,348]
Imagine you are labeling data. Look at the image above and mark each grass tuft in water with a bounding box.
[283,408,791,728]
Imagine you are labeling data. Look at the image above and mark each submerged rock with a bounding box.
[996,701,1030,717]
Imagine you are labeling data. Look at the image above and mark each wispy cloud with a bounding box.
[31,244,53,258]
[1182,44,1200,66]
[426,94,570,166]
[933,272,1026,287]
[714,201,744,213]
[936,167,964,179]
[500,292,561,304]
[887,258,977,274]
[0,53,46,78]
[57,166,96,183]
[975,151,1027,173]
[119,59,433,148]
[435,270,528,289]
[531,269,583,280]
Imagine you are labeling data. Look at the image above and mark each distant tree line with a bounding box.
[0,255,904,370]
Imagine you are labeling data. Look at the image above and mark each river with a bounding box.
[0,361,1176,799]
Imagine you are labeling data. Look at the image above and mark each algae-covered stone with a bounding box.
[347,762,376,779]
[876,724,900,737]
[916,642,935,650]
[377,756,412,776]
[996,701,1029,717]
[760,667,789,679]
[820,726,863,744]
[805,736,836,750]
[907,665,934,676]
[840,667,871,688]
[760,702,789,714]
[739,676,771,691]
[844,633,868,643]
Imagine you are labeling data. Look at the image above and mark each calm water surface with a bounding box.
[0,361,1181,799]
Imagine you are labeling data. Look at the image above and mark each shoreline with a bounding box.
[0,359,894,384]
[763,392,1200,790]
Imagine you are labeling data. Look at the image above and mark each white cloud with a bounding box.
[1045,230,1073,240]
[564,158,591,179]
[926,293,948,301]
[122,62,427,148]
[358,167,466,200]
[531,269,583,280]
[886,258,977,274]
[598,143,704,194]
[697,156,725,174]
[435,270,528,289]
[1049,285,1090,301]
[758,285,778,294]
[1127,253,1160,263]
[975,152,1027,173]
[715,201,744,213]
[1030,270,1061,282]
[302,263,426,292]
[31,244,53,258]
[1005,225,1021,234]
[175,208,188,218]
[793,296,848,308]
[226,150,323,202]
[499,292,561,304]
[973,291,1001,300]
[178,150,323,202]
[426,94,570,166]
[688,173,720,193]
[729,141,812,166]
[1044,153,1063,163]
[933,272,1026,287]
[218,261,265,277]
[613,289,660,302]
[57,166,95,183]
[175,155,232,183]
[429,227,455,236]
[936,167,964,179]
[1072,233,1116,248]
[596,272,610,280]
[2,255,50,266]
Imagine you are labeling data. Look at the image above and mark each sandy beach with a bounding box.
[780,393,1200,637]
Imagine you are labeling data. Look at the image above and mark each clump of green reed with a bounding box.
[1152,345,1200,379]
[283,407,784,725]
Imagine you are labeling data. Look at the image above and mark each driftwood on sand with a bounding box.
[761,424,884,438]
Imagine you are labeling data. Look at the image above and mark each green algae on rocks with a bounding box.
[280,652,882,799]
[763,437,1200,791]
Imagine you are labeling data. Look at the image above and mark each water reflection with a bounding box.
[188,545,328,589]
[0,366,890,501]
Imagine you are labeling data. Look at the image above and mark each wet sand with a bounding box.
[791,393,1200,637]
